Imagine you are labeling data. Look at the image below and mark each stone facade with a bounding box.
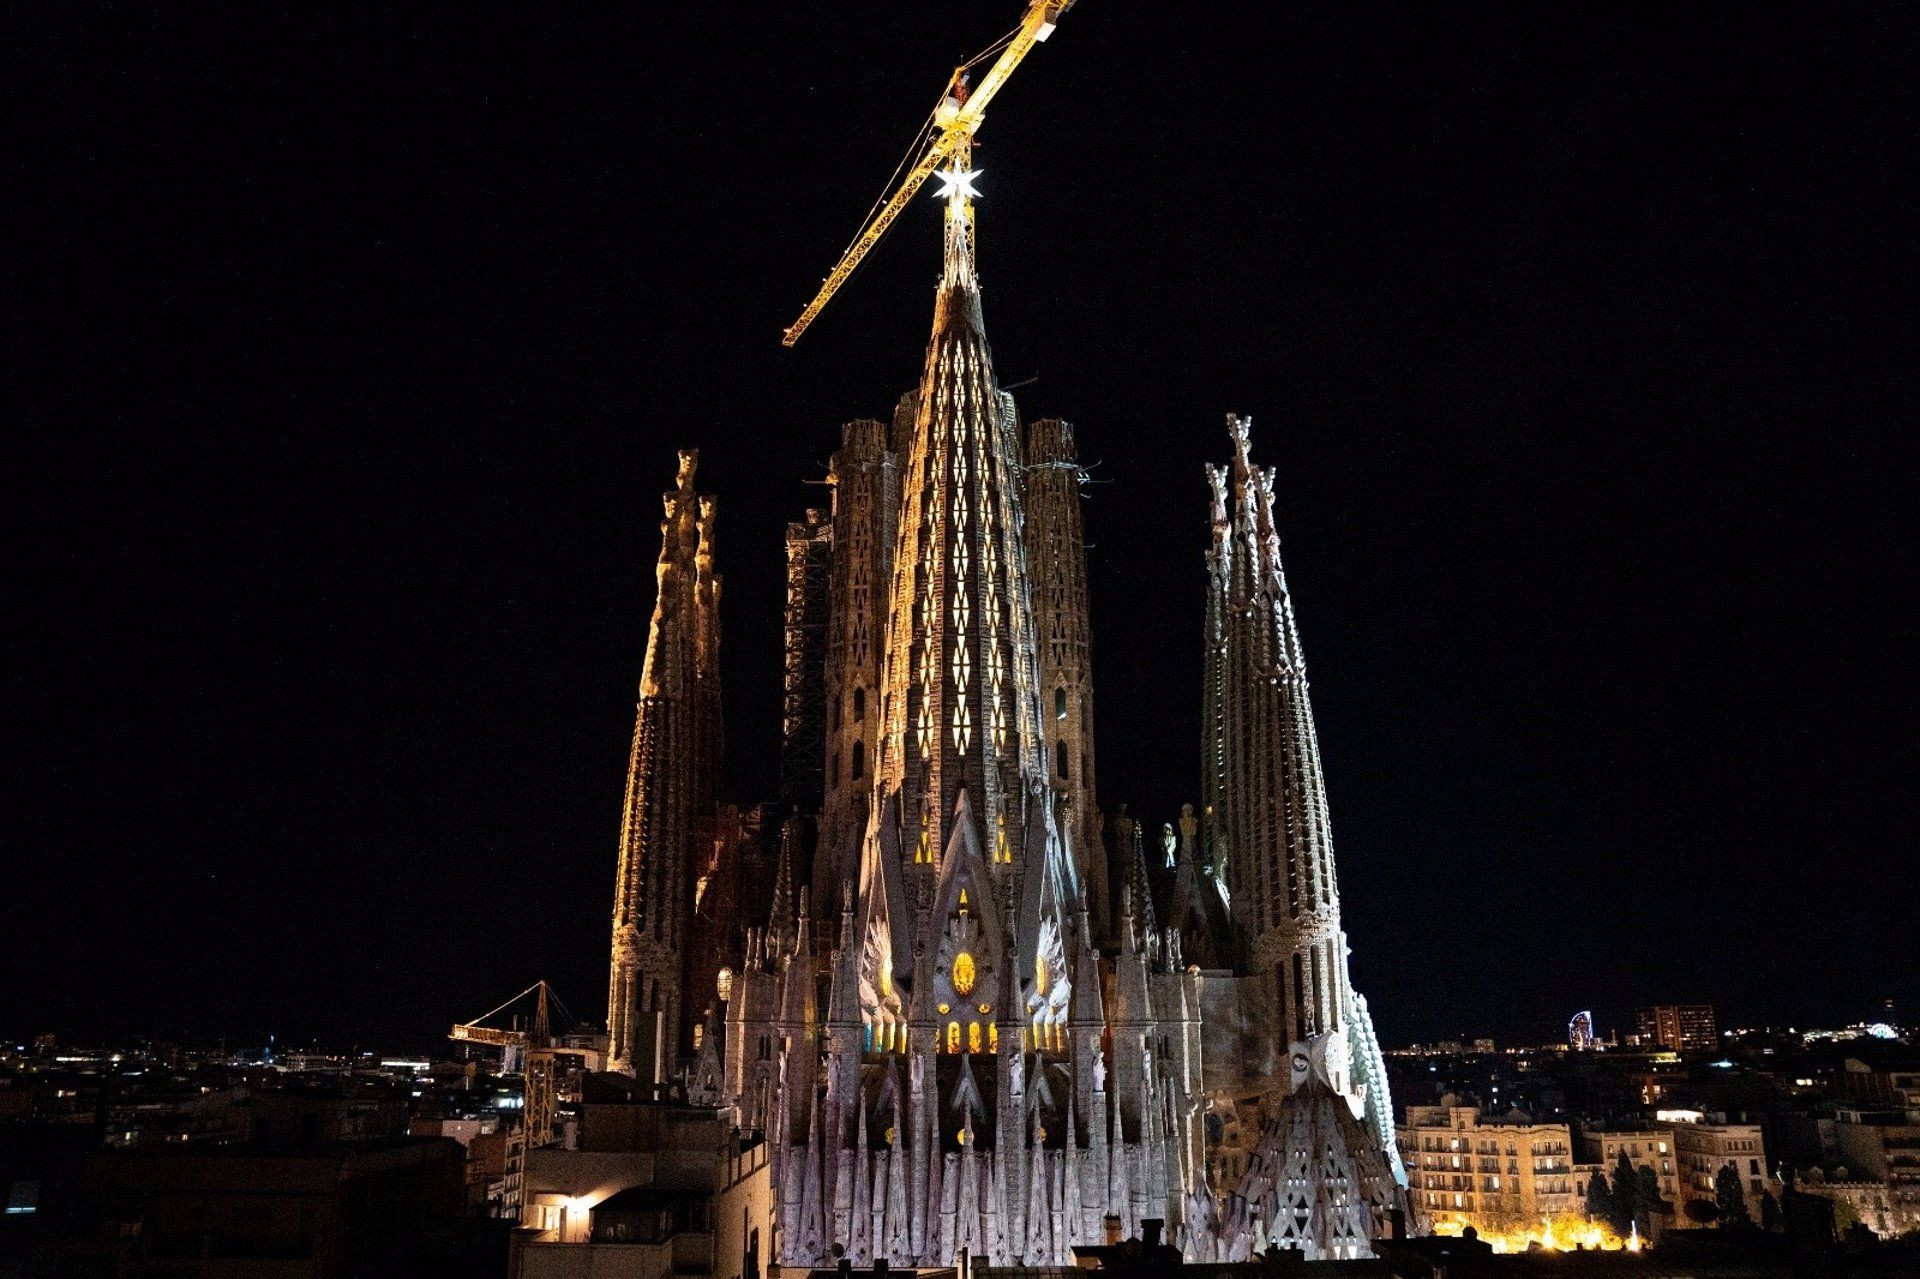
[1400,1105,1578,1230]
[612,166,1407,1265]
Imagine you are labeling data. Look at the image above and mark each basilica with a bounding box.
[602,164,1411,1265]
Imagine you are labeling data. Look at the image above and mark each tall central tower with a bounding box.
[728,163,1207,1271]
[850,157,1080,1022]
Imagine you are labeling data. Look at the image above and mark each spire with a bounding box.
[855,142,1080,1020]
[607,450,719,1083]
[768,822,798,954]
[1205,416,1344,1028]
[932,158,985,335]
[1201,414,1409,1254]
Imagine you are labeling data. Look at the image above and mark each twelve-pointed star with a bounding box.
[932,166,984,202]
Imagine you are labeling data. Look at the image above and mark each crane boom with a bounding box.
[781,0,1075,346]
[449,1024,524,1048]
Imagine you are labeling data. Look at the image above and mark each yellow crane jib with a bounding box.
[780,0,1075,346]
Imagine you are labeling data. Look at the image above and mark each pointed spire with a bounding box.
[932,157,984,335]
[768,822,798,953]
[798,1081,826,1260]
[850,1101,874,1265]
[607,449,718,1082]
[1206,415,1349,1031]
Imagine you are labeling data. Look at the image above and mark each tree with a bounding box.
[1760,1188,1782,1232]
[1608,1152,1639,1238]
[1715,1162,1753,1229]
[1635,1164,1663,1232]
[1586,1166,1614,1223]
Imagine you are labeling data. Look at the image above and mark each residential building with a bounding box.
[1634,1005,1717,1053]
[1578,1128,1680,1211]
[1673,1119,1769,1216]
[1832,1104,1920,1235]
[1796,1178,1920,1240]
[514,1095,770,1279]
[1399,1105,1576,1232]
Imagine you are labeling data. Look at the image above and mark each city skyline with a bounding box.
[12,2,1916,1056]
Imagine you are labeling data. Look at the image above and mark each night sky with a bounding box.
[10,3,1915,1052]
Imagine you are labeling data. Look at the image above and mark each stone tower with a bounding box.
[816,419,898,928]
[1197,415,1407,1260]
[1024,417,1109,941]
[607,451,723,1086]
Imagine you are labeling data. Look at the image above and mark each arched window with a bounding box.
[1054,687,1067,721]
[968,1022,983,1053]
[952,951,976,997]
[1055,739,1069,779]
[946,1022,961,1054]
[850,740,865,780]
[852,687,866,722]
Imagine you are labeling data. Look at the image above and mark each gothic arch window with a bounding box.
[1054,687,1067,721]
[946,1022,961,1054]
[851,740,865,780]
[853,687,866,722]
[1055,738,1069,779]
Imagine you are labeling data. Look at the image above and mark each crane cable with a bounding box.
[820,18,1025,294]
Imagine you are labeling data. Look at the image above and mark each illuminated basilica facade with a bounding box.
[606,169,1411,1265]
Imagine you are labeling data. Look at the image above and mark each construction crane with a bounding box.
[781,0,1076,346]
[450,981,592,1149]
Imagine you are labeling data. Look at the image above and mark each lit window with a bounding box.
[1055,687,1067,721]
[716,968,733,1003]
[947,1022,961,1054]
[969,1022,983,1053]
[952,952,977,997]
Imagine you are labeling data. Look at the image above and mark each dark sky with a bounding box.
[9,3,1915,1052]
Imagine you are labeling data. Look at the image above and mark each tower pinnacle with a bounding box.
[932,155,984,333]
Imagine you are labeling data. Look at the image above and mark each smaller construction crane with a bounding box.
[781,0,1076,346]
[451,981,589,1149]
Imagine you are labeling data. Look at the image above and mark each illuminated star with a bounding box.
[932,166,983,202]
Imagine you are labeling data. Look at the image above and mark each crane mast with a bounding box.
[781,0,1076,346]
[450,980,588,1149]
